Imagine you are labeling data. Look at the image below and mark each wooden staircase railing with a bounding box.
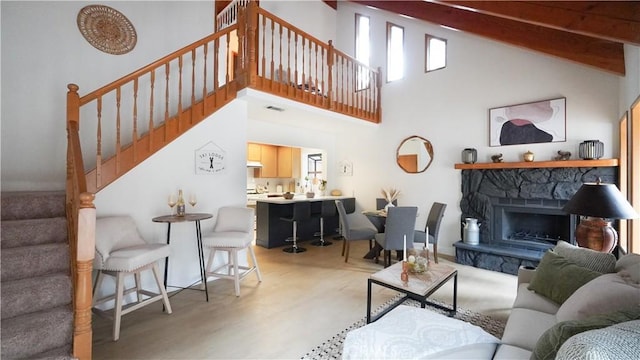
[67,1,380,195]
[65,4,380,354]
[65,85,95,360]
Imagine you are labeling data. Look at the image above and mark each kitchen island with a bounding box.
[254,195,355,249]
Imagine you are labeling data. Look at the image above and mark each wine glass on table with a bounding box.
[168,195,177,215]
[189,194,197,208]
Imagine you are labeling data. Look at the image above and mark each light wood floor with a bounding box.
[92,238,517,359]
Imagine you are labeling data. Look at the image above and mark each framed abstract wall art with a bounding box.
[489,97,566,147]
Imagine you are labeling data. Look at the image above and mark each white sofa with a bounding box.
[343,242,640,359]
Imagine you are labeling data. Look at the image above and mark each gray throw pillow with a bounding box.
[530,306,640,360]
[553,240,616,273]
[528,250,602,305]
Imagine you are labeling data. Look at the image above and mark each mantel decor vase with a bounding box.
[462,148,477,164]
[578,140,604,160]
[463,218,480,245]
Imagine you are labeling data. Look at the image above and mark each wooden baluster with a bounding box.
[287,28,292,96]
[294,33,299,98]
[178,56,183,133]
[278,23,283,93]
[203,43,208,113]
[269,18,274,90]
[149,70,155,152]
[376,67,382,123]
[132,79,138,164]
[327,41,334,109]
[301,37,306,101]
[164,63,170,141]
[215,37,220,92]
[96,97,102,189]
[313,43,318,105]
[191,49,196,124]
[115,88,122,175]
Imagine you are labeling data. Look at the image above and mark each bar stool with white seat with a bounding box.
[92,215,172,341]
[202,206,262,297]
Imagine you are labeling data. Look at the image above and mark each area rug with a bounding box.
[300,297,506,360]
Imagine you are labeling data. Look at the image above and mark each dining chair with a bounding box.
[414,202,447,263]
[202,206,262,297]
[374,206,418,267]
[335,199,377,263]
[92,215,172,341]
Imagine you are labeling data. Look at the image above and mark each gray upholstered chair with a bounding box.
[93,215,172,341]
[374,206,418,267]
[335,199,377,263]
[202,206,262,297]
[414,202,446,263]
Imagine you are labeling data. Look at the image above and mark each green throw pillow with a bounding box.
[531,306,640,360]
[528,250,601,305]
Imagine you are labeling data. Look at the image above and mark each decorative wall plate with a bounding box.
[77,5,137,55]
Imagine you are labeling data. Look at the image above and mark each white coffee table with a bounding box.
[367,261,457,323]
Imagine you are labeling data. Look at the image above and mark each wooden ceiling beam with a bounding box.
[351,0,625,75]
[436,1,640,46]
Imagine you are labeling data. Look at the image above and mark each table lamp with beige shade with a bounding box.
[562,178,639,253]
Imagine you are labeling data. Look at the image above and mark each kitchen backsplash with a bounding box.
[247,169,299,193]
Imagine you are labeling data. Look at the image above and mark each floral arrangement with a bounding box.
[318,179,327,190]
[381,187,401,203]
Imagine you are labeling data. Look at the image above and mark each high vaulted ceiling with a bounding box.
[346,1,640,75]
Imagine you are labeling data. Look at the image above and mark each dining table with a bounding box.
[362,209,388,233]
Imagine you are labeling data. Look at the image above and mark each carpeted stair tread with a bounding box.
[1,191,65,221]
[1,305,73,359]
[1,243,70,282]
[1,217,68,249]
[1,273,72,320]
[30,344,75,360]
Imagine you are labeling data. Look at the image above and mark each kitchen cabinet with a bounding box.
[251,143,300,179]
[277,146,301,178]
[255,144,278,178]
[247,143,261,161]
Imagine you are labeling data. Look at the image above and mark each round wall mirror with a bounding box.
[396,135,434,173]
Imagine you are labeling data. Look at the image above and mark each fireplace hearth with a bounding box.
[454,165,616,274]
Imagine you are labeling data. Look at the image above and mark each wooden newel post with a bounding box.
[73,192,95,360]
[67,84,80,131]
[327,40,334,109]
[246,0,259,88]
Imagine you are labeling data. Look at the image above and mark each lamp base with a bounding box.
[575,217,617,253]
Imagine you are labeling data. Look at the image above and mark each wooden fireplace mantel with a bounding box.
[454,158,619,170]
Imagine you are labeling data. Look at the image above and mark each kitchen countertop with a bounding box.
[247,194,350,205]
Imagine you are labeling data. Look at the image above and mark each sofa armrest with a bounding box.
[517,265,536,286]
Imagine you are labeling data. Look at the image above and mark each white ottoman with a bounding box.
[343,305,500,359]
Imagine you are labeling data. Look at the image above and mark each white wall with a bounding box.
[94,101,248,296]
[1,1,215,191]
[1,1,634,265]
[328,2,623,256]
[621,44,640,111]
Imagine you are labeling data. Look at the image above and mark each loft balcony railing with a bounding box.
[67,1,381,194]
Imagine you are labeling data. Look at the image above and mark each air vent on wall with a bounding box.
[266,105,285,112]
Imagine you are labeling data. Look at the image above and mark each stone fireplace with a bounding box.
[454,164,617,274]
